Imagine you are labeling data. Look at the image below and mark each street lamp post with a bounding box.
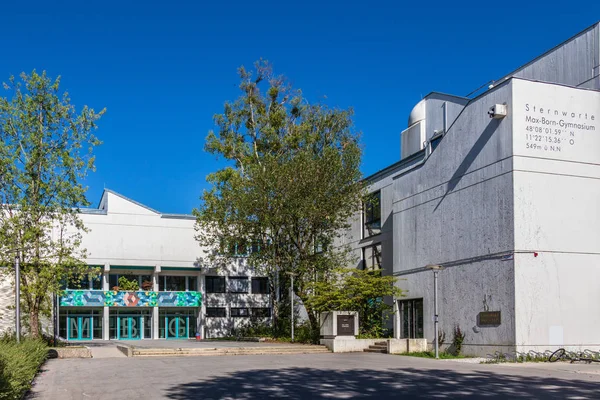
[426,264,445,359]
[15,254,20,344]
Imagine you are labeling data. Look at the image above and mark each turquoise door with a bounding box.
[165,315,188,339]
[118,316,141,340]
[67,315,93,341]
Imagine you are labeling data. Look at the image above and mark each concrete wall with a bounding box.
[511,79,600,352]
[499,23,599,90]
[0,273,14,334]
[391,81,516,355]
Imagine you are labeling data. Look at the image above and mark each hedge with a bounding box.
[0,339,48,400]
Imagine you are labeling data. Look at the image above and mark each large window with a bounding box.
[206,307,227,318]
[206,276,226,293]
[399,299,424,339]
[362,243,382,270]
[363,191,381,237]
[158,276,197,292]
[108,274,153,291]
[251,308,270,318]
[228,277,249,293]
[251,277,269,294]
[231,308,249,317]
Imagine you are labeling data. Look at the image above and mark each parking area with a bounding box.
[29,353,600,399]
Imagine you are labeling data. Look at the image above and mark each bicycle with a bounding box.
[548,348,600,364]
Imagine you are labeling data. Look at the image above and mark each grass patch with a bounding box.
[398,351,470,359]
[0,339,48,400]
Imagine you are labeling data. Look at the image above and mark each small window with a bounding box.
[206,307,227,318]
[362,243,382,270]
[251,277,269,294]
[251,308,270,318]
[228,277,249,293]
[363,191,381,237]
[206,276,226,293]
[430,136,442,151]
[231,308,249,317]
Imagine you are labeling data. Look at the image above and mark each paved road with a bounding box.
[29,353,600,399]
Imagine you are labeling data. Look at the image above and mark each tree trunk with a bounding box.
[29,304,40,339]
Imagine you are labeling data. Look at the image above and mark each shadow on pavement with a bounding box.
[163,367,600,399]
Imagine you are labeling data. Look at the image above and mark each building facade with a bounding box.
[343,23,600,355]
[1,189,271,340]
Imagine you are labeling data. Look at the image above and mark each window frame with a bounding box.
[363,191,382,238]
[230,308,249,318]
[206,276,226,293]
[206,307,227,318]
[362,243,382,270]
[228,276,249,294]
[251,277,269,294]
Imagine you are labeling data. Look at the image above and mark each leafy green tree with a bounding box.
[0,71,104,338]
[304,268,404,337]
[194,60,364,335]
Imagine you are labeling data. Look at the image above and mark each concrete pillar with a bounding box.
[199,275,205,338]
[393,299,400,339]
[103,306,109,340]
[103,263,110,340]
[103,263,110,290]
[152,265,161,339]
[152,307,159,340]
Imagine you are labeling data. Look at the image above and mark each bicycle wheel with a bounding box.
[549,348,566,362]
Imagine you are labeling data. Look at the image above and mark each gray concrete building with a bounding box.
[342,23,600,356]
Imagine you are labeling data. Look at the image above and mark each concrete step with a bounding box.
[131,346,330,357]
[375,341,388,346]
[368,345,387,350]
[363,348,387,353]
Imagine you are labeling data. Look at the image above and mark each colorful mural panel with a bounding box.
[60,290,202,307]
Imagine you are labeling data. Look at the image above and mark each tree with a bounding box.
[0,71,104,338]
[194,60,364,336]
[304,268,404,337]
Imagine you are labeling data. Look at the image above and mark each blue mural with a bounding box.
[60,290,202,307]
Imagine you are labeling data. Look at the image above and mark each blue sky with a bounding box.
[1,1,598,214]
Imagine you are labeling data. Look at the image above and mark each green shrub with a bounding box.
[0,339,48,400]
[451,325,465,356]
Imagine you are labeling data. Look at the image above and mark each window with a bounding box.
[362,243,382,270]
[251,308,270,318]
[399,299,424,339]
[188,276,198,291]
[231,308,249,317]
[430,135,442,151]
[165,276,186,291]
[251,277,269,294]
[363,191,381,237]
[67,274,102,290]
[206,307,227,318]
[228,277,249,293]
[206,276,226,293]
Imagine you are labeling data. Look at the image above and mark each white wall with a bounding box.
[512,79,600,351]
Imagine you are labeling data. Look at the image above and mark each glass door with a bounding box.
[67,315,93,341]
[118,316,141,340]
[165,315,187,339]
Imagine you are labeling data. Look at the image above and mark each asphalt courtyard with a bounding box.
[28,352,600,399]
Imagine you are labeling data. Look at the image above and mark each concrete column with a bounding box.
[199,275,205,338]
[393,299,400,339]
[103,263,110,290]
[152,265,161,339]
[103,263,110,340]
[103,306,109,340]
[152,307,159,340]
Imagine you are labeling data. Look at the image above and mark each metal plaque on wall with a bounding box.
[337,315,355,336]
[478,311,501,327]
